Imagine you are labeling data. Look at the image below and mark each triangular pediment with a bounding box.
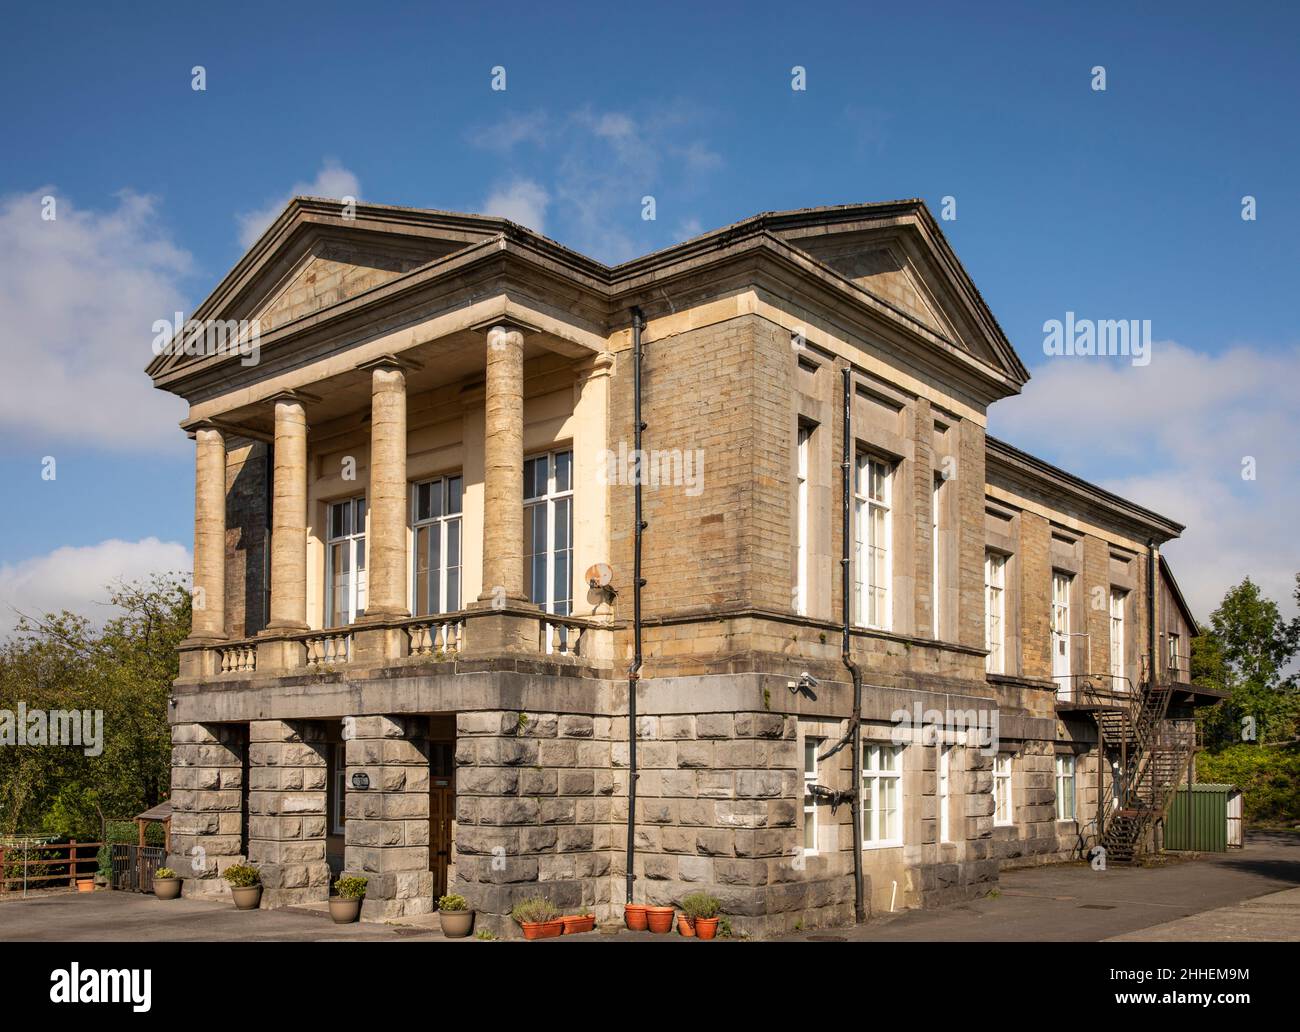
[764,205,1028,385]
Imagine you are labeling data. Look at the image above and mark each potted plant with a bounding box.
[438,893,474,938]
[223,863,262,910]
[677,912,695,937]
[153,867,181,900]
[624,902,648,931]
[510,896,563,940]
[330,875,367,924]
[681,892,721,940]
[646,905,675,934]
[561,910,596,935]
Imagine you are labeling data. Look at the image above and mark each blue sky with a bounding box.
[1,0,1297,623]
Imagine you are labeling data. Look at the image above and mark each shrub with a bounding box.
[510,896,559,925]
[96,845,112,880]
[680,892,721,920]
[334,875,367,899]
[155,867,177,879]
[1199,743,1300,825]
[438,893,468,912]
[223,863,260,887]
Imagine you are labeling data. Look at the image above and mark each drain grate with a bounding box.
[1078,904,1116,910]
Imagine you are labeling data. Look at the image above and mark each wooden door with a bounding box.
[428,742,455,897]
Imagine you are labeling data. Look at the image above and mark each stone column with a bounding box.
[345,716,433,918]
[190,426,227,639]
[246,719,331,906]
[266,395,309,631]
[362,361,409,618]
[168,722,246,899]
[479,325,526,603]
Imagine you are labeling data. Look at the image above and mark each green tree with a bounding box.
[1195,576,1300,750]
[0,574,187,837]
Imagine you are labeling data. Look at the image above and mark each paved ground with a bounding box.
[3,831,1296,942]
[779,830,1300,942]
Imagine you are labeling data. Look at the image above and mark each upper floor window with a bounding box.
[854,454,892,630]
[1051,571,1073,691]
[795,425,811,617]
[326,496,366,627]
[862,742,903,847]
[985,552,1006,674]
[524,449,574,617]
[1109,589,1127,688]
[412,475,463,616]
[1167,632,1182,676]
[932,474,944,638]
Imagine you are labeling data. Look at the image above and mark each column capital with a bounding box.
[470,315,542,339]
[266,388,318,408]
[356,353,422,375]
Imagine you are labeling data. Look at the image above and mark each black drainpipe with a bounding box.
[1146,539,1157,686]
[840,366,866,924]
[625,307,647,905]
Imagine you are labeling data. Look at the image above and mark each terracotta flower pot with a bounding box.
[439,909,474,938]
[562,914,596,934]
[153,877,181,900]
[76,878,94,893]
[694,916,719,940]
[624,903,648,931]
[230,884,263,911]
[521,918,565,940]
[678,915,695,937]
[329,897,363,924]
[646,906,675,934]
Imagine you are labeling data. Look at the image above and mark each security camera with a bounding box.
[800,672,819,689]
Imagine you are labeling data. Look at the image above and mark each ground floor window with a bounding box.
[994,753,1014,825]
[1055,755,1076,822]
[803,734,822,854]
[329,742,346,835]
[862,743,903,846]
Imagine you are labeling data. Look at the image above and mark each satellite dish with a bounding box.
[585,562,613,589]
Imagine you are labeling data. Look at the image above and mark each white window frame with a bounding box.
[411,474,464,617]
[802,734,821,855]
[525,449,575,619]
[993,753,1014,826]
[1055,755,1077,822]
[795,425,811,617]
[1109,588,1127,688]
[937,742,953,843]
[1051,571,1072,695]
[932,474,943,638]
[331,742,346,836]
[325,496,367,628]
[854,453,892,631]
[861,742,903,847]
[1167,632,1182,677]
[985,552,1006,675]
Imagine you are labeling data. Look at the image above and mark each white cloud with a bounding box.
[236,159,361,248]
[0,537,191,628]
[481,178,550,234]
[0,188,191,451]
[470,105,723,263]
[990,341,1300,622]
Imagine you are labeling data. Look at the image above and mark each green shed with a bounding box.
[1164,784,1243,852]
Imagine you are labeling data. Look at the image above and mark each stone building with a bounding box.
[146,198,1219,936]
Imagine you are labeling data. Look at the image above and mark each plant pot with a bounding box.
[329,896,363,924]
[646,906,675,934]
[694,916,719,940]
[562,914,596,935]
[624,903,648,931]
[76,878,95,893]
[520,918,565,940]
[230,884,263,911]
[153,877,181,900]
[678,915,695,937]
[439,909,474,938]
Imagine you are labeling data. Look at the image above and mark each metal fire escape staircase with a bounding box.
[1072,668,1197,864]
